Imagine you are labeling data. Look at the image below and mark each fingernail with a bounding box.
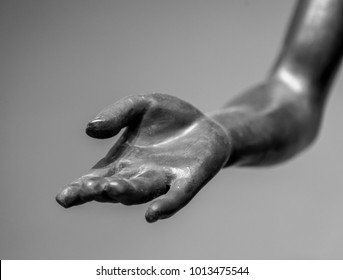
[87,119,104,129]
[89,118,104,124]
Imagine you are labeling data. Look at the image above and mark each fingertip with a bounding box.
[145,214,158,223]
[55,190,72,208]
[85,120,120,139]
[146,199,172,223]
[55,186,82,208]
[86,120,103,137]
[86,119,104,130]
[145,205,159,223]
[85,95,148,139]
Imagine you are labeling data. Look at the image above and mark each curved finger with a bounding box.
[86,95,149,139]
[55,177,118,208]
[56,169,170,208]
[105,170,170,205]
[145,177,196,223]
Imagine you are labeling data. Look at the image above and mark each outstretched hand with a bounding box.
[56,93,230,222]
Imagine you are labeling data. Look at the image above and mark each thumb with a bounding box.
[86,95,149,139]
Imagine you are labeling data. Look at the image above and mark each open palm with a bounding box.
[56,93,230,222]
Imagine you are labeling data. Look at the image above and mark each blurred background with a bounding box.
[1,0,342,259]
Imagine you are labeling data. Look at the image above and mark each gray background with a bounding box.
[1,0,342,259]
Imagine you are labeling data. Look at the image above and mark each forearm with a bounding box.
[273,0,343,99]
[209,79,320,167]
[209,0,343,167]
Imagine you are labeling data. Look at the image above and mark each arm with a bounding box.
[56,0,343,222]
[210,0,343,167]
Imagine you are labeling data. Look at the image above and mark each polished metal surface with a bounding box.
[56,93,230,222]
[56,0,343,222]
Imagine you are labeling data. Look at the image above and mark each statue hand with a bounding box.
[56,93,230,222]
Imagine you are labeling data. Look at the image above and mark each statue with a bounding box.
[56,0,343,222]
